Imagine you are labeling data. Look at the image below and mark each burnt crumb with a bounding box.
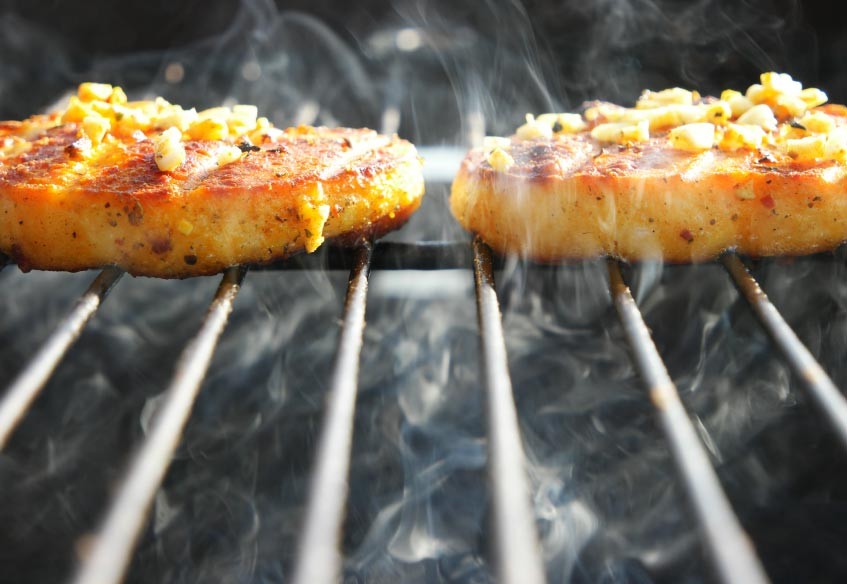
[127,202,144,226]
[18,220,23,225]
[808,202,815,208]
[151,238,172,254]
[766,180,772,184]
[679,229,694,243]
[65,136,92,159]
[274,215,286,223]
[72,231,77,238]
[648,217,655,223]
[268,146,288,154]
[274,172,287,178]
[304,228,312,238]
[105,202,111,208]
[108,219,117,227]
[813,196,822,201]
[731,214,739,221]
[709,218,716,225]
[183,254,198,265]
[790,121,807,130]
[237,141,261,153]
[757,154,776,164]
[552,121,563,133]
[340,137,352,149]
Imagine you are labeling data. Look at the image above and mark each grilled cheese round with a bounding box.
[0,84,424,277]
[451,73,847,262]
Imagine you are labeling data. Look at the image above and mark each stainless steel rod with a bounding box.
[472,238,546,584]
[723,253,847,451]
[0,268,123,450]
[292,244,373,584]
[608,260,769,584]
[70,266,246,584]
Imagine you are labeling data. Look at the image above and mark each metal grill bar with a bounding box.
[255,240,474,271]
[292,244,373,584]
[70,266,246,584]
[0,268,123,450]
[608,260,770,584]
[723,253,847,450]
[472,238,546,584]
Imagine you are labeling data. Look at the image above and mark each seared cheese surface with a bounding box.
[451,73,847,262]
[0,86,424,277]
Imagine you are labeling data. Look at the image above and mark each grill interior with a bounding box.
[4,1,847,582]
[3,162,847,583]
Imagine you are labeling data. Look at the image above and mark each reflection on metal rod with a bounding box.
[0,268,123,450]
[723,253,847,451]
[292,244,373,584]
[70,266,246,584]
[473,237,546,584]
[608,260,770,584]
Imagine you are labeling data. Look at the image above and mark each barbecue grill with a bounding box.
[3,148,847,583]
[4,1,847,583]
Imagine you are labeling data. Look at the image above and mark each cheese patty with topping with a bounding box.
[451,73,847,262]
[0,83,424,277]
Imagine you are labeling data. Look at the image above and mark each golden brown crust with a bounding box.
[0,119,424,277]
[451,105,847,262]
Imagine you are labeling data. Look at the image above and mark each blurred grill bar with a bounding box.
[608,260,770,584]
[0,267,123,450]
[4,242,847,583]
[292,244,373,584]
[256,240,474,271]
[472,238,547,584]
[70,266,245,584]
[723,253,847,451]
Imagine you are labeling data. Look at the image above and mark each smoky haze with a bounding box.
[2,1,847,584]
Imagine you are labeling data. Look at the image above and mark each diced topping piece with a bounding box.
[186,117,228,141]
[487,147,515,172]
[590,120,649,144]
[153,127,186,172]
[536,113,587,134]
[799,111,836,134]
[82,115,111,145]
[516,114,554,140]
[800,87,828,109]
[637,87,696,108]
[668,123,715,152]
[216,145,243,167]
[78,83,114,102]
[719,123,766,151]
[785,135,826,161]
[736,104,777,131]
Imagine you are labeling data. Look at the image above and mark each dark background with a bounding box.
[1,0,844,143]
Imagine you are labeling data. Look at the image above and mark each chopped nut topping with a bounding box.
[510,72,842,160]
[487,147,515,172]
[55,83,284,172]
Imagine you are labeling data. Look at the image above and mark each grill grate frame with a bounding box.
[1,240,846,584]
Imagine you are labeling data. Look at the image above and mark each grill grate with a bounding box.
[2,238,847,583]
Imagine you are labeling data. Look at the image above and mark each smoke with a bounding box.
[3,0,847,583]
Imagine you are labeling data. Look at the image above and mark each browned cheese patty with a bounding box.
[451,74,847,262]
[0,86,424,277]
